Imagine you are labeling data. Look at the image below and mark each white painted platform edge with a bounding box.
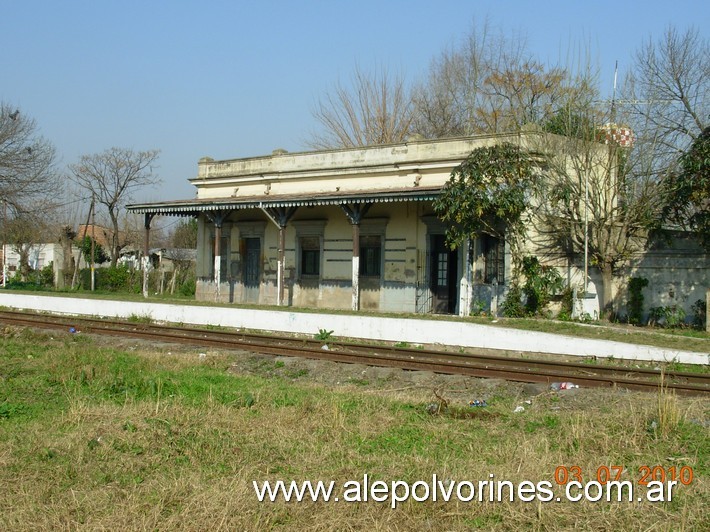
[1,293,707,366]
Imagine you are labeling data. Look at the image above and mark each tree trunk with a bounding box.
[599,263,614,319]
[169,266,178,294]
[59,227,75,288]
[110,210,120,268]
[18,246,30,282]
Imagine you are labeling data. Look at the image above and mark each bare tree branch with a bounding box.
[412,21,587,138]
[69,147,160,267]
[624,26,708,175]
[308,65,415,149]
[0,103,61,217]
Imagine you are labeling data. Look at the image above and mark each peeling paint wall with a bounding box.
[195,203,436,313]
[614,236,709,324]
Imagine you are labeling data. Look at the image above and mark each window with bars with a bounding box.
[359,235,381,277]
[483,235,505,284]
[300,236,321,277]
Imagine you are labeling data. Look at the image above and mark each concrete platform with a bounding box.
[0,293,707,365]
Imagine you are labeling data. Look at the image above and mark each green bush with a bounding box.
[100,266,131,291]
[648,305,687,328]
[80,266,139,292]
[6,262,55,290]
[501,284,525,318]
[690,299,707,330]
[5,278,46,291]
[557,287,574,321]
[627,277,649,325]
[502,256,563,318]
[77,236,110,264]
[179,273,196,296]
[520,256,563,315]
[39,263,54,287]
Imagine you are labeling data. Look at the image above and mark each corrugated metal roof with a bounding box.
[127,188,441,215]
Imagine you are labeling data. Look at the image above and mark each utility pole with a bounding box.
[71,198,93,289]
[2,200,6,288]
[90,195,96,291]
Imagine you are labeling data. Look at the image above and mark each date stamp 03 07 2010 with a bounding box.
[553,465,694,486]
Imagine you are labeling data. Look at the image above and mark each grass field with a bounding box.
[0,326,708,530]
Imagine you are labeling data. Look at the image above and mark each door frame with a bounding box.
[241,236,261,304]
[428,233,458,314]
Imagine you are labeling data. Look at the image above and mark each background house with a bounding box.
[2,242,81,287]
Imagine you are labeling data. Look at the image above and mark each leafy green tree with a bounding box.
[78,236,109,265]
[664,126,709,248]
[433,143,544,274]
[542,109,597,140]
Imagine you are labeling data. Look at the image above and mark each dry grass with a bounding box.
[655,369,683,439]
[0,328,708,530]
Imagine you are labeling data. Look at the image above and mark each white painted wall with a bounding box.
[4,243,60,271]
[0,293,706,365]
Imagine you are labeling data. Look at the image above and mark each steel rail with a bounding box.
[0,310,707,396]
[1,310,704,384]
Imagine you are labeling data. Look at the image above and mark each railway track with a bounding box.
[0,309,708,396]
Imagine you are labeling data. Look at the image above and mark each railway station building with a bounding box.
[129,130,710,326]
[129,130,710,317]
[127,131,709,321]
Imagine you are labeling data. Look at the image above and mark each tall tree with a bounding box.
[412,21,587,138]
[0,104,60,215]
[531,26,707,316]
[664,126,710,248]
[69,147,160,267]
[624,26,708,178]
[308,65,414,149]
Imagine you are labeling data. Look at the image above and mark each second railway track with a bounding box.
[0,310,707,396]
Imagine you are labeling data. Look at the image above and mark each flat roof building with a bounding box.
[129,133,552,315]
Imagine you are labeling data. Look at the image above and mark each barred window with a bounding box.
[483,235,504,284]
[360,235,381,277]
[300,236,320,277]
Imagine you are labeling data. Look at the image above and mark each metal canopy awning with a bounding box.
[127,187,441,216]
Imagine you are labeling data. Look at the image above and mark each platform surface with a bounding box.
[0,292,707,365]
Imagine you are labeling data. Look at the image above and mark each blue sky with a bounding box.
[1,0,707,204]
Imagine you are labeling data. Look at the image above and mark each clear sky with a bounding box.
[2,0,707,205]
